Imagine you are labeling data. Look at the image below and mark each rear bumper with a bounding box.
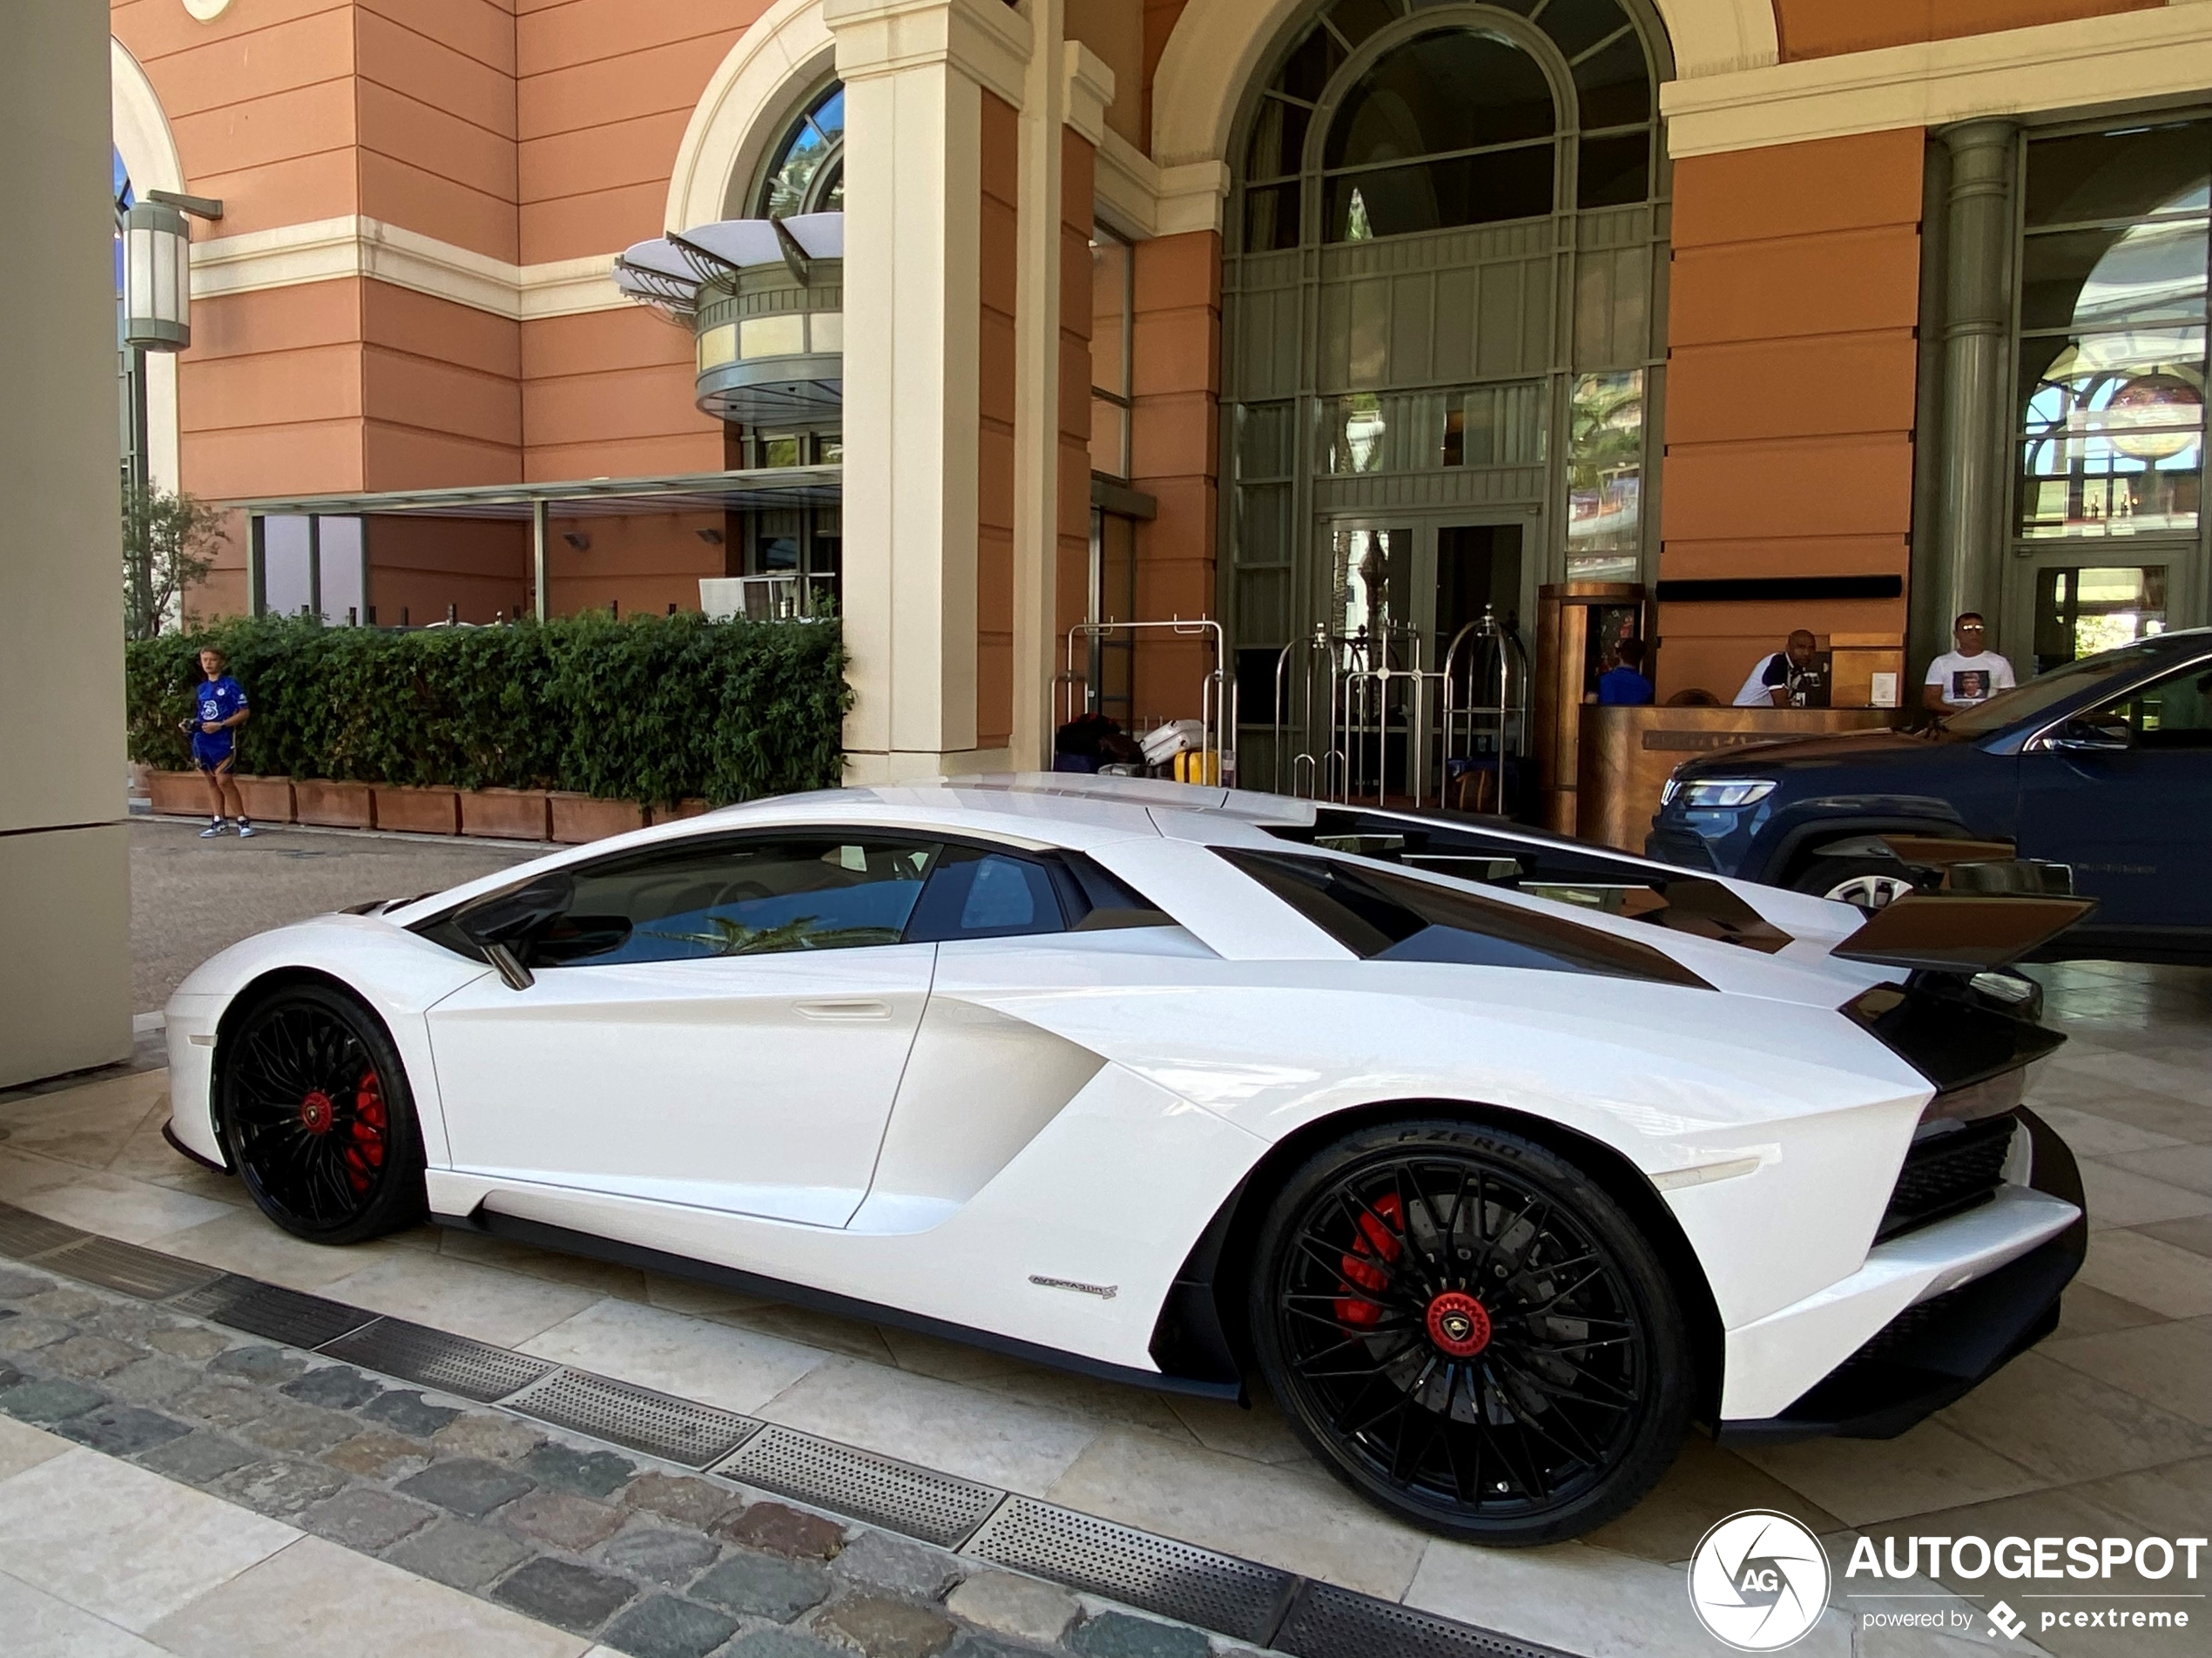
[1716,1108,2085,1443]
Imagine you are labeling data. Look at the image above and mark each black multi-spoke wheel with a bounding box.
[1251,1120,1691,1545]
[219,983,424,1244]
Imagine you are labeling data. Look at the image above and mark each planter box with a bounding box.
[373,785,459,835]
[648,798,711,826]
[458,788,551,842]
[146,768,208,817]
[234,775,296,823]
[295,778,375,829]
[550,792,646,845]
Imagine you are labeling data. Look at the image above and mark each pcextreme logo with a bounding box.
[1844,1531,2206,1641]
[1688,1510,1832,1651]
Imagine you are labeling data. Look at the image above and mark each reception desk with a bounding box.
[1575,704,1903,853]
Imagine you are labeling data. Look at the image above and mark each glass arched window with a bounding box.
[756,83,845,218]
[1323,30,1554,241]
[1240,0,1656,251]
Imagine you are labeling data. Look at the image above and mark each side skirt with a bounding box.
[433,1206,1246,1404]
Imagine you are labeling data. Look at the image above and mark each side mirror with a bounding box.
[2040,717,2133,754]
[454,873,574,989]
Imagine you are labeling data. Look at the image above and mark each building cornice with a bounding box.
[189,217,624,321]
[1094,130,1229,238]
[1062,40,1114,146]
[1662,2,2212,158]
[826,0,1033,109]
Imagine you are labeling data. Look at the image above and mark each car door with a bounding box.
[2017,654,2212,932]
[426,832,942,1228]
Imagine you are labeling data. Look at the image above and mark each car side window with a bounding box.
[2094,662,2212,750]
[903,847,1070,943]
[534,836,943,967]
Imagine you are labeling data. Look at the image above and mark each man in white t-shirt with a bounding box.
[1923,612,2017,713]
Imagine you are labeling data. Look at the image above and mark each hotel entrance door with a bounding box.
[1283,515,1530,803]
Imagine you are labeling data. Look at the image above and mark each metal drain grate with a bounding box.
[0,1203,89,1261]
[43,1237,222,1301]
[320,1317,555,1403]
[967,1497,1297,1644]
[717,1425,1004,1548]
[508,1369,762,1469]
[1273,1582,1575,1658]
[171,1276,381,1348]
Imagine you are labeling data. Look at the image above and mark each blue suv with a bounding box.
[1648,629,2212,961]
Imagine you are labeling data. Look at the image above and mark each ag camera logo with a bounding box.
[1689,1509,1832,1651]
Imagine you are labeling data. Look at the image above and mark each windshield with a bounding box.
[1942,640,2175,735]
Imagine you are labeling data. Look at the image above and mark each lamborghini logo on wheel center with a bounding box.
[1425,1291,1492,1358]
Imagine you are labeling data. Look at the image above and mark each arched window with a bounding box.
[1323,30,1554,241]
[1240,0,1657,251]
[756,83,845,218]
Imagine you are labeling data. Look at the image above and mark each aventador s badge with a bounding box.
[1028,1274,1119,1300]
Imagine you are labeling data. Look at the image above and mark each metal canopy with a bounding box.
[227,466,843,521]
[614,213,845,316]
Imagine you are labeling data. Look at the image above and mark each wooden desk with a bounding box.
[1575,704,1902,853]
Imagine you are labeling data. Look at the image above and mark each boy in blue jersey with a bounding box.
[188,647,255,838]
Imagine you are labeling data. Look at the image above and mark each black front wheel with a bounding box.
[219,982,426,1245]
[1249,1119,1693,1545]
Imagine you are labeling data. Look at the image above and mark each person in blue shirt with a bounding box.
[1595,637,1655,706]
[187,647,255,838]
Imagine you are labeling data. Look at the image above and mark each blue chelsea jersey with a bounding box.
[198,676,247,730]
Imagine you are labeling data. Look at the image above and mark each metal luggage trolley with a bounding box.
[1271,606,1529,812]
[1061,617,1236,784]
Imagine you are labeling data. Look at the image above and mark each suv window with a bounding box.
[536,837,942,967]
[2091,658,2212,749]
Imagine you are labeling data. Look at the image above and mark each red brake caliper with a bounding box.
[1333,1192,1403,1331]
[342,1067,388,1194]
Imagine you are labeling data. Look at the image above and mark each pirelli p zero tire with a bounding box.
[219,981,427,1246]
[1792,856,1919,914]
[1249,1118,1694,1546]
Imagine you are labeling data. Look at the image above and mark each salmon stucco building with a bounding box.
[110,0,2212,786]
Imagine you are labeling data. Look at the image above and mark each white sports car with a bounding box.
[163,777,2088,1544]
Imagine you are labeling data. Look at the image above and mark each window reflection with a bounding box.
[2016,122,2212,545]
[1314,384,1546,474]
[2032,565,2168,672]
[1321,30,1556,240]
[757,84,845,218]
[1566,370,1642,571]
[1331,526,1408,637]
[1240,0,1653,250]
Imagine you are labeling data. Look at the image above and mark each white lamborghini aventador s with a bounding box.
[162,777,2088,1545]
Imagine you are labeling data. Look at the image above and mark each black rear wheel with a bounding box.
[1249,1119,1692,1545]
[219,982,425,1245]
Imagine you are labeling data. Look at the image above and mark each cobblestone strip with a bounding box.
[0,1267,1238,1658]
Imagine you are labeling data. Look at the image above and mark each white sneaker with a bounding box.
[199,820,227,839]
[236,821,257,839]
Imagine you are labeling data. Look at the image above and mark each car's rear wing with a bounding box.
[1831,893,2096,974]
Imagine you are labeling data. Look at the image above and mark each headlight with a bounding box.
[1673,778,1777,809]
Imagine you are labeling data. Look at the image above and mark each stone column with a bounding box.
[1932,120,2018,650]
[0,0,132,1084]
[828,0,1032,782]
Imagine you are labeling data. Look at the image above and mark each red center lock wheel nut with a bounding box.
[298,1090,335,1135]
[1425,1291,1492,1358]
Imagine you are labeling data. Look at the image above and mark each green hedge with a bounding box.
[126,612,851,807]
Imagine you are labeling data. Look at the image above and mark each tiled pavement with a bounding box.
[2,959,2209,1657]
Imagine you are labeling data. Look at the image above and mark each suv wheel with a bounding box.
[1793,855,1918,914]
